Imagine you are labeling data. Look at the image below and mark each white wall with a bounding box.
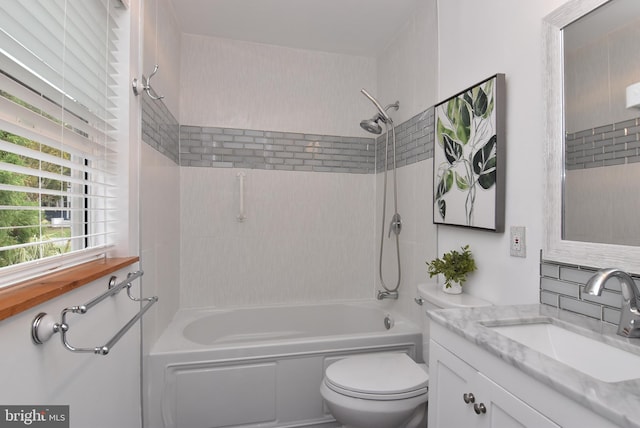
[180,34,377,137]
[375,0,439,326]
[142,0,181,118]
[0,266,142,428]
[140,0,182,348]
[436,0,570,305]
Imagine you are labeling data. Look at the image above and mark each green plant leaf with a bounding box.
[455,172,469,190]
[473,87,488,117]
[483,97,494,119]
[484,78,494,97]
[482,79,495,119]
[463,91,473,107]
[478,165,496,189]
[472,135,497,189]
[435,169,454,200]
[456,102,471,144]
[426,245,477,287]
[437,117,456,147]
[446,98,459,122]
[443,134,463,164]
[437,199,446,220]
[444,98,470,144]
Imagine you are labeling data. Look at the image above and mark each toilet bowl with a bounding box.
[320,284,493,428]
[320,353,428,428]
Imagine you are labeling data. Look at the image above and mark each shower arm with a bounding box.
[361,88,393,123]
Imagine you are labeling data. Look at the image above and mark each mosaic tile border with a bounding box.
[141,97,435,173]
[539,256,640,327]
[565,116,640,170]
[179,127,375,173]
[141,96,180,164]
[376,107,435,172]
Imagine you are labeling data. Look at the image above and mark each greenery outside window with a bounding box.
[0,0,127,287]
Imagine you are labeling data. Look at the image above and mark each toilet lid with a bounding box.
[324,353,429,400]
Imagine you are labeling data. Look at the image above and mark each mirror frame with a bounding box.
[543,0,640,274]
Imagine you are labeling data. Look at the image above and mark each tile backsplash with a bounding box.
[539,257,640,326]
[565,116,640,171]
[141,96,180,164]
[142,94,434,175]
[375,108,435,172]
[178,126,375,173]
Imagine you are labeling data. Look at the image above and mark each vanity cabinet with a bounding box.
[429,341,558,428]
[428,322,619,428]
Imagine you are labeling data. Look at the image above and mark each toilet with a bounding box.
[320,283,492,428]
[321,352,429,428]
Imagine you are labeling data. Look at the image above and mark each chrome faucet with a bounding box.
[377,290,399,300]
[584,268,640,338]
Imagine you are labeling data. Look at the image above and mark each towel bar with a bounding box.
[31,270,158,355]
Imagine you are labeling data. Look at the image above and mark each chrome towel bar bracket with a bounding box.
[31,270,158,355]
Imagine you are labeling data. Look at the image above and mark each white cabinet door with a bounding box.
[429,340,560,428]
[477,373,559,428]
[428,340,480,427]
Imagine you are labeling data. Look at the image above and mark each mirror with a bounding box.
[543,0,640,273]
[563,0,640,246]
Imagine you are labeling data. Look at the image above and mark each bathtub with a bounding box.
[145,301,423,428]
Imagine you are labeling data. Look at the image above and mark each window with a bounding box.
[0,1,127,286]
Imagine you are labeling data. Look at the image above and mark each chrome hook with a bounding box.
[132,64,165,100]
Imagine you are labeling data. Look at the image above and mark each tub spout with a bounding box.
[585,268,640,338]
[377,290,398,300]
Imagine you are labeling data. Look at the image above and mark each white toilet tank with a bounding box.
[416,283,492,368]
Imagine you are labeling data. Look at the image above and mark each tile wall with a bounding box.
[539,257,640,326]
[140,96,181,347]
[142,99,437,310]
[143,92,637,327]
[565,116,640,170]
[179,127,375,173]
[141,96,180,164]
[375,108,434,172]
[143,100,435,175]
[178,106,435,173]
[552,115,640,329]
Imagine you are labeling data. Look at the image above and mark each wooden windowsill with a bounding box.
[0,256,139,322]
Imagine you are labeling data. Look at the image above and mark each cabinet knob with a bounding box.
[463,393,475,404]
[474,403,487,415]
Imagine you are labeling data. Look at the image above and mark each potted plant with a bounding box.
[426,245,477,294]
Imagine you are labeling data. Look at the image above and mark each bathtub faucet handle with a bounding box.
[377,290,398,300]
[388,213,402,238]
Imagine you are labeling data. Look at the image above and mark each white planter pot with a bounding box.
[442,282,462,295]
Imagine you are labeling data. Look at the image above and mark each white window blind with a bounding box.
[0,0,126,285]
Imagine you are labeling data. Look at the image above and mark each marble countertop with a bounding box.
[428,304,640,428]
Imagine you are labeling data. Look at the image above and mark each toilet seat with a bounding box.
[324,353,428,401]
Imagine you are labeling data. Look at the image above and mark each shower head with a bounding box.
[360,88,398,124]
[360,114,383,134]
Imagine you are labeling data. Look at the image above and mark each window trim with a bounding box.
[0,256,138,321]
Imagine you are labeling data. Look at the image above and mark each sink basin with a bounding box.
[489,322,640,382]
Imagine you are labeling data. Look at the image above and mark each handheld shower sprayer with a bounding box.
[359,88,402,300]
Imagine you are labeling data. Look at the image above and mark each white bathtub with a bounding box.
[145,301,423,428]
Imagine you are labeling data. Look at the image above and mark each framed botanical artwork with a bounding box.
[433,74,505,232]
